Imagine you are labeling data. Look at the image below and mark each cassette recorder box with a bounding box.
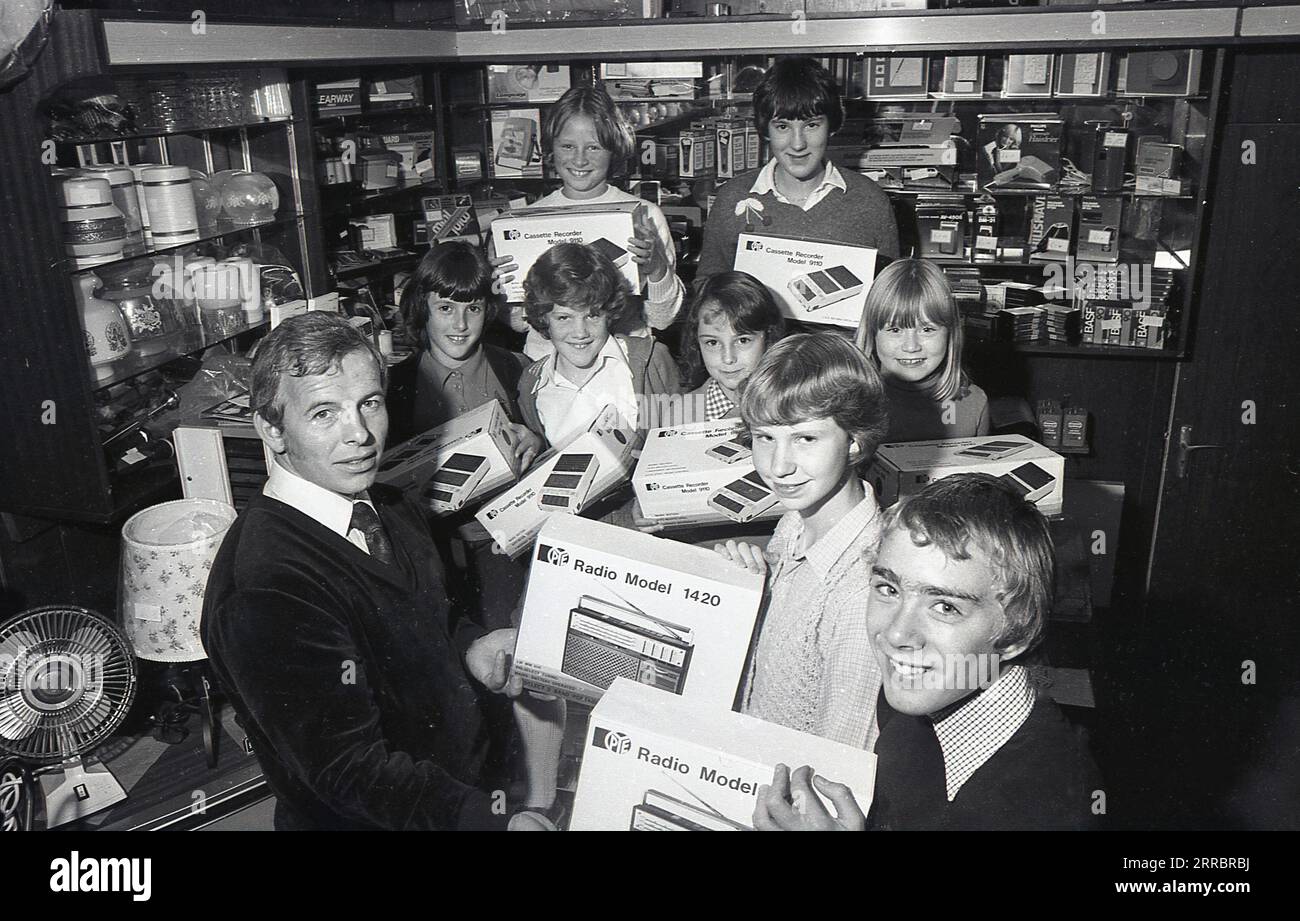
[633,419,784,527]
[868,434,1065,516]
[570,679,878,831]
[374,400,520,513]
[490,201,640,303]
[732,233,878,329]
[513,516,764,708]
[475,409,637,558]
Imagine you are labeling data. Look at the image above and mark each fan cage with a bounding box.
[0,606,137,765]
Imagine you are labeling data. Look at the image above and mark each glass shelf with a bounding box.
[880,187,1196,200]
[53,117,296,147]
[91,317,271,393]
[68,214,303,277]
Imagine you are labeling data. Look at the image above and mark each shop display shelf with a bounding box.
[67,214,303,277]
[54,116,297,147]
[92,317,272,393]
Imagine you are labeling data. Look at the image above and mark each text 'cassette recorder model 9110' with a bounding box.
[562,595,694,695]
[513,515,763,707]
[733,232,878,329]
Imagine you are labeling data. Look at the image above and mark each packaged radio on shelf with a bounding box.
[569,678,878,831]
[869,434,1066,517]
[490,201,640,303]
[513,516,764,708]
[633,419,785,528]
[474,408,637,558]
[374,400,520,512]
[732,232,878,329]
[487,64,572,103]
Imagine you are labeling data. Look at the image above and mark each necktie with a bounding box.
[349,501,395,565]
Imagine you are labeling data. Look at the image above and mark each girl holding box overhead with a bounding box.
[492,86,685,361]
[695,57,900,289]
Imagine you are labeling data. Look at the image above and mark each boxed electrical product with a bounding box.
[512,516,764,708]
[380,131,436,185]
[417,194,481,244]
[732,232,878,329]
[632,420,785,528]
[1118,50,1203,96]
[1002,54,1054,98]
[1054,52,1110,97]
[314,77,362,117]
[915,193,969,261]
[374,399,521,512]
[868,434,1066,517]
[490,201,640,303]
[490,108,544,179]
[570,678,878,831]
[977,115,1063,191]
[1134,139,1184,196]
[367,76,421,110]
[936,55,985,97]
[475,410,637,558]
[600,60,701,100]
[863,56,930,99]
[487,63,572,102]
[1076,196,1123,263]
[1028,195,1075,262]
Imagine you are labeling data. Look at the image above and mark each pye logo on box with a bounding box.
[49,852,151,902]
[745,241,763,251]
[591,726,632,754]
[536,543,569,567]
[504,229,521,240]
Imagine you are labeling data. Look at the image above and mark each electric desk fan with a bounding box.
[0,605,138,828]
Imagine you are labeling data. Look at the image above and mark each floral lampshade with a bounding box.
[118,499,236,663]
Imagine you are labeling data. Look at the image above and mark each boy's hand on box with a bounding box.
[465,628,524,698]
[753,764,866,832]
[629,205,669,283]
[509,423,543,471]
[713,539,767,576]
[490,253,519,295]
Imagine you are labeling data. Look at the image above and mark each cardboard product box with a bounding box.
[870,115,963,148]
[1002,54,1055,98]
[367,76,421,110]
[374,400,521,512]
[864,56,930,99]
[1028,195,1075,263]
[489,108,543,179]
[937,55,985,97]
[977,115,1063,191]
[380,131,436,186]
[733,232,878,329]
[1118,50,1203,97]
[678,129,708,179]
[475,411,638,558]
[513,516,764,708]
[745,124,761,171]
[417,194,481,245]
[716,122,748,181]
[915,193,969,261]
[1054,52,1111,97]
[570,678,878,831]
[490,201,640,303]
[632,420,786,528]
[869,434,1066,517]
[1076,196,1122,263]
[314,78,362,117]
[487,63,571,103]
[862,144,958,169]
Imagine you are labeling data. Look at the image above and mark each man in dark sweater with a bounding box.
[753,474,1101,831]
[201,312,546,831]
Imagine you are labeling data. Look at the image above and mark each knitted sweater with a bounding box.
[516,334,683,448]
[882,378,990,443]
[696,164,901,285]
[200,487,505,831]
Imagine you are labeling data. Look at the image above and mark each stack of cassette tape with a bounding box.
[1043,303,1081,344]
[996,305,1046,342]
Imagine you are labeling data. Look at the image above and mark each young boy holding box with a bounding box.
[753,473,1101,831]
[715,333,890,749]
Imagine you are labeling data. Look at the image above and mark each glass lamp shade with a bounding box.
[190,171,223,229]
[118,499,236,663]
[220,171,279,225]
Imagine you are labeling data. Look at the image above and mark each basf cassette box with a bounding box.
[514,517,763,708]
[374,400,520,513]
[868,434,1065,516]
[733,232,878,329]
[491,201,640,303]
[633,420,784,527]
[475,409,637,557]
[570,679,878,830]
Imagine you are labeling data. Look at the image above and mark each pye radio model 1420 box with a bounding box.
[570,678,878,830]
[474,409,637,558]
[373,400,520,513]
[632,420,784,527]
[491,201,640,303]
[868,434,1065,516]
[733,233,878,329]
[514,516,764,709]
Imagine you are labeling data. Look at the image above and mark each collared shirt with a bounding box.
[749,159,848,212]
[412,345,512,433]
[704,378,736,421]
[533,335,638,445]
[932,664,1036,801]
[263,458,378,557]
[743,484,884,749]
